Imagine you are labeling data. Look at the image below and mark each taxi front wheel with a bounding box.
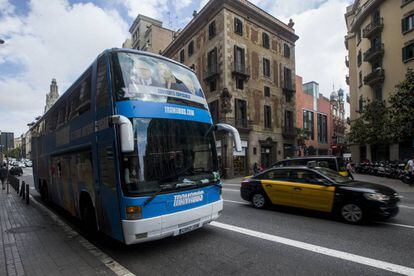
[339,202,364,224]
[251,193,268,209]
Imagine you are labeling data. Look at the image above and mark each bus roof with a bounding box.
[30,48,195,131]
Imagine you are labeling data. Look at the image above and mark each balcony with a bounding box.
[346,75,350,86]
[363,43,384,63]
[203,64,219,82]
[362,18,383,38]
[232,63,250,81]
[282,126,297,139]
[364,68,385,87]
[345,56,349,67]
[350,0,381,32]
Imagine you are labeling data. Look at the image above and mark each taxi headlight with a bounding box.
[364,193,390,201]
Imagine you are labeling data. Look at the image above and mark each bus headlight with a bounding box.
[126,206,142,220]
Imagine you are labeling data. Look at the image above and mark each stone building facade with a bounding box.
[345,0,414,161]
[124,14,175,54]
[163,0,298,177]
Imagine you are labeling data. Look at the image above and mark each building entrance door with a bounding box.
[261,146,272,168]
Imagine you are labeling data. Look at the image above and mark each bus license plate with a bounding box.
[178,224,200,235]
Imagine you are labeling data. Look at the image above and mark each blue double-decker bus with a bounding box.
[31,49,241,244]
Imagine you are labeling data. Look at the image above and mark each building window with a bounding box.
[179,49,185,63]
[264,86,270,97]
[263,58,270,77]
[234,46,245,72]
[235,99,247,127]
[264,105,272,129]
[234,18,243,35]
[402,14,414,34]
[285,110,294,130]
[359,71,363,87]
[317,113,328,143]
[188,41,194,57]
[208,21,216,39]
[283,43,290,58]
[207,47,218,76]
[359,95,364,112]
[262,32,270,49]
[236,77,244,90]
[357,50,362,67]
[357,29,361,44]
[303,110,314,140]
[190,64,195,70]
[402,42,414,62]
[373,87,382,101]
[209,100,219,124]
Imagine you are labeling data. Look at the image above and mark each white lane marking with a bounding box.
[222,184,241,187]
[400,205,414,210]
[223,200,414,230]
[224,199,249,205]
[376,222,414,229]
[30,195,135,276]
[210,221,414,275]
[222,188,239,192]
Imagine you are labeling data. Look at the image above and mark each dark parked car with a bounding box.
[271,156,348,177]
[241,166,399,224]
[9,166,23,176]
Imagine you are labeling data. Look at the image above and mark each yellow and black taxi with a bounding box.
[241,166,400,224]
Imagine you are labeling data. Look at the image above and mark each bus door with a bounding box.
[92,55,123,241]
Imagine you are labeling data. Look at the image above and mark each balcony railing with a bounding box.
[345,56,349,67]
[363,43,384,63]
[364,67,385,87]
[232,63,250,80]
[346,75,350,86]
[350,0,380,31]
[203,64,219,82]
[362,18,383,38]
[282,126,297,139]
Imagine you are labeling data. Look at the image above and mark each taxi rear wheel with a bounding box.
[251,193,268,209]
[340,203,364,224]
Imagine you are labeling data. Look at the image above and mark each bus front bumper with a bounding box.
[122,199,223,245]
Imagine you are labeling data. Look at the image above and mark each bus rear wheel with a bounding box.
[81,200,98,235]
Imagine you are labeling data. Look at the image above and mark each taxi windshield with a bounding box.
[315,167,352,184]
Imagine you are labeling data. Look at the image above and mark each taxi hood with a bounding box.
[339,181,397,195]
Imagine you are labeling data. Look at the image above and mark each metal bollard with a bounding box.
[17,179,20,194]
[19,182,23,197]
[26,184,29,204]
[22,181,25,200]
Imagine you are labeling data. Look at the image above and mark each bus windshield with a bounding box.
[112,52,206,107]
[122,118,219,195]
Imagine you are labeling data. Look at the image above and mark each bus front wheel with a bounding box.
[81,199,98,235]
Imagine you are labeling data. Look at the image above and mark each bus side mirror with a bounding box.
[215,123,242,152]
[110,115,134,153]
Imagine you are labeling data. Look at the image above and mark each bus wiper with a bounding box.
[143,185,172,206]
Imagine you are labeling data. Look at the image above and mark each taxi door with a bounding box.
[260,169,296,207]
[287,169,335,212]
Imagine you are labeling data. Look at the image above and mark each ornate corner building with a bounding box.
[162,0,299,177]
[345,0,414,162]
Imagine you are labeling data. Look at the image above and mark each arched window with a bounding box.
[188,41,194,57]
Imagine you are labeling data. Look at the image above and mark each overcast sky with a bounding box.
[0,0,353,135]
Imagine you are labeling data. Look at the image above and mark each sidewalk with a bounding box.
[0,185,116,276]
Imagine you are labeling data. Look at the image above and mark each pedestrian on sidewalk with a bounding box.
[0,165,7,190]
[253,162,259,175]
[407,156,414,186]
[346,160,355,181]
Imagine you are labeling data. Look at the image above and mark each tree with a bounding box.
[349,99,391,145]
[388,69,414,141]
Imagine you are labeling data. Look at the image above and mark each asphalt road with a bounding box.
[19,168,414,275]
